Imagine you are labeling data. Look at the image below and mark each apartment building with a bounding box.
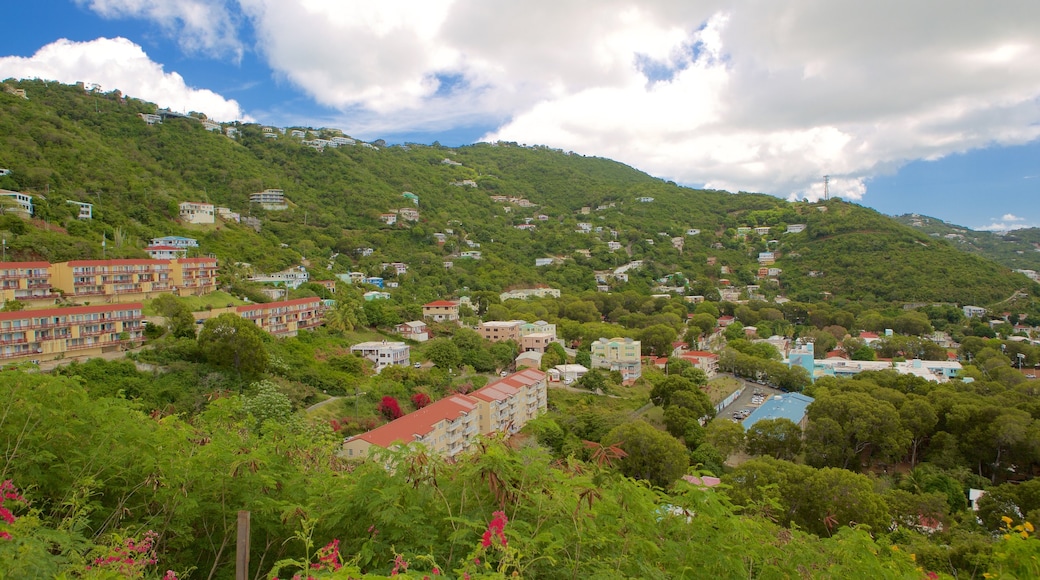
[478,320,522,342]
[0,261,56,304]
[342,368,547,459]
[591,337,643,381]
[0,303,144,362]
[520,332,554,353]
[236,297,323,338]
[51,259,175,301]
[350,341,410,373]
[171,257,218,295]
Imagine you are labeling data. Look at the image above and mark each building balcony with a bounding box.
[0,337,28,345]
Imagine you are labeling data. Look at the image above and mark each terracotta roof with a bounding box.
[352,394,478,448]
[682,350,718,359]
[236,297,320,312]
[0,302,142,321]
[0,261,50,268]
[65,259,167,266]
[470,368,546,403]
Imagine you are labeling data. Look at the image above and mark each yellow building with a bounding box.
[50,259,175,302]
[591,337,643,381]
[170,257,218,296]
[0,261,57,305]
[0,303,144,362]
[236,297,323,338]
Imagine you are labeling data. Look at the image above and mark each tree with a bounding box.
[649,375,698,407]
[242,379,293,431]
[602,420,689,488]
[804,391,909,470]
[795,467,891,536]
[378,396,403,420]
[426,338,461,370]
[639,324,677,356]
[745,418,803,460]
[151,293,196,338]
[900,396,937,466]
[705,419,746,458]
[196,313,269,379]
[410,392,431,409]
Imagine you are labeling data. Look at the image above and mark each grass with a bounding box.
[141,290,247,315]
[704,376,743,405]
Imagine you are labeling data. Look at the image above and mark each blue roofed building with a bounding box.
[743,393,815,431]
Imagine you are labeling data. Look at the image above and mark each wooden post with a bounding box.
[236,510,250,580]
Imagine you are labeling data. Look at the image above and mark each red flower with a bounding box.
[481,511,508,548]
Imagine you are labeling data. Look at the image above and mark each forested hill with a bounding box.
[0,78,1033,306]
[893,213,1040,272]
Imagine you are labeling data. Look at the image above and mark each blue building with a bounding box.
[743,393,815,431]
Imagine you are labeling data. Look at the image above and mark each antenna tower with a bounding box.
[824,175,830,200]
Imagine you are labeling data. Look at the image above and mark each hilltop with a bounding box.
[0,78,1034,308]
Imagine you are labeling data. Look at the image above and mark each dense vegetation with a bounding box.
[0,79,1035,307]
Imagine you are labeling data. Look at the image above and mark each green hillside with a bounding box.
[0,78,1033,308]
[893,213,1040,272]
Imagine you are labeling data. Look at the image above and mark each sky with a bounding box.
[1,1,1038,232]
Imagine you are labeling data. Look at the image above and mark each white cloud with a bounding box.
[39,1,1040,202]
[75,0,244,60]
[0,37,249,122]
[976,221,1037,232]
[1002,213,1025,222]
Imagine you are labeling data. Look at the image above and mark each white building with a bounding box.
[499,287,561,301]
[178,202,214,224]
[66,200,92,219]
[249,266,309,290]
[250,189,288,210]
[350,341,410,373]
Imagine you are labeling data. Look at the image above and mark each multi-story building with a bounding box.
[250,189,288,210]
[170,257,218,295]
[178,202,214,224]
[66,200,93,219]
[236,297,323,338]
[591,337,643,381]
[342,369,546,459]
[0,261,56,304]
[151,236,198,249]
[499,287,561,301]
[51,259,175,301]
[0,303,144,362]
[423,300,460,323]
[679,350,720,378]
[350,341,410,373]
[520,332,554,353]
[0,190,33,215]
[144,245,187,260]
[248,266,309,290]
[469,368,547,434]
[478,320,522,343]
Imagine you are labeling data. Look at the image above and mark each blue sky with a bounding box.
[2,1,1038,231]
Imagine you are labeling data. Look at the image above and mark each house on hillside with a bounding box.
[423,300,460,324]
[178,202,214,224]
